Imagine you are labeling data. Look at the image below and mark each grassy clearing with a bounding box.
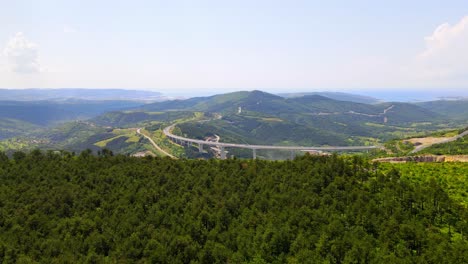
[94,135,125,147]
[260,117,283,122]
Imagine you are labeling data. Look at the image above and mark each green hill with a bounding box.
[143,91,442,124]
[287,94,380,114]
[0,118,40,140]
[92,111,196,128]
[0,100,144,142]
[0,100,143,127]
[0,109,200,156]
[380,102,441,125]
[1,90,465,157]
[278,91,381,104]
[142,91,449,150]
[177,114,348,146]
[141,90,303,114]
[417,100,468,121]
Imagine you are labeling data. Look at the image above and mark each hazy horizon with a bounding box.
[1,1,468,94]
[1,87,467,102]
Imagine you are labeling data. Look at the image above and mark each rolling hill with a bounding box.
[417,100,468,121]
[278,91,381,104]
[1,90,466,158]
[0,100,145,141]
[142,90,441,125]
[140,91,290,113]
[0,118,40,140]
[141,91,451,148]
[0,100,144,126]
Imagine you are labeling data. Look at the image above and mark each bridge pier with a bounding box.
[220,146,226,160]
[162,125,379,160]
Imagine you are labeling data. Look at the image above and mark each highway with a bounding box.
[410,129,468,154]
[163,124,380,157]
[137,128,177,159]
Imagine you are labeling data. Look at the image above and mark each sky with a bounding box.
[1,0,468,96]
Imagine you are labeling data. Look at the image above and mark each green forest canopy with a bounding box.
[0,151,467,263]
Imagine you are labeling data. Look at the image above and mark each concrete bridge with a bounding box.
[163,124,380,159]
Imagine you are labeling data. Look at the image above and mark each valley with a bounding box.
[0,90,466,160]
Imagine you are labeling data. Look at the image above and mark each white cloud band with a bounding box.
[3,32,41,74]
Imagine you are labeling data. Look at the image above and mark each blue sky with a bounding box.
[1,0,467,95]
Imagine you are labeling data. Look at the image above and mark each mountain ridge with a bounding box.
[1,90,466,157]
[278,91,381,104]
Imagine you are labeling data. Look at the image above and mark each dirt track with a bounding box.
[374,155,468,163]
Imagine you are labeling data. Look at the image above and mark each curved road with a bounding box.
[163,124,380,153]
[137,128,177,159]
[410,129,468,154]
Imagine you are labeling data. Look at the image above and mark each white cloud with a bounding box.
[422,16,468,57]
[412,16,468,83]
[3,32,41,74]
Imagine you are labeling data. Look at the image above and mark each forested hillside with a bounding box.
[1,152,467,263]
[0,100,143,126]
[92,111,196,128]
[0,111,199,156]
[0,118,40,140]
[0,100,145,144]
[140,90,461,148]
[176,115,349,146]
[278,92,380,104]
[141,91,440,125]
[1,90,466,156]
[417,100,468,121]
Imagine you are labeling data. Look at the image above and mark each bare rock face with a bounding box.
[413,156,445,162]
[373,155,445,163]
[374,155,468,163]
[445,155,468,162]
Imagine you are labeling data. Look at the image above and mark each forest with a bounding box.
[0,151,468,263]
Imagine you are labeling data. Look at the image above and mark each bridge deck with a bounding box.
[163,125,379,152]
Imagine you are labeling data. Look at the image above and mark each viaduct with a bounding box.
[163,124,380,159]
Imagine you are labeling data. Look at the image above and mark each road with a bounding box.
[163,124,380,152]
[410,129,468,154]
[347,105,394,117]
[137,128,177,159]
